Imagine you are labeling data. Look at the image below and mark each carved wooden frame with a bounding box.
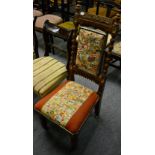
[36,2,119,149]
[43,20,73,71]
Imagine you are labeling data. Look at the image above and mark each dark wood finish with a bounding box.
[96,0,121,17]
[43,20,73,71]
[91,0,121,69]
[75,0,94,11]
[39,115,48,130]
[70,133,78,149]
[49,0,71,21]
[68,2,119,147]
[33,17,39,58]
[35,2,119,149]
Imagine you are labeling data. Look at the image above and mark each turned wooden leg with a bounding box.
[39,115,48,130]
[95,101,101,117]
[50,35,55,55]
[70,134,78,150]
[43,29,51,56]
[33,29,39,58]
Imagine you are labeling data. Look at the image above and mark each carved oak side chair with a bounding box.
[34,3,118,149]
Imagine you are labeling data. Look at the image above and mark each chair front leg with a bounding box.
[33,33,39,58]
[95,100,101,117]
[39,115,48,130]
[70,133,78,150]
[43,30,51,56]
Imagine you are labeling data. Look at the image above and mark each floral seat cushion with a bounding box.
[76,27,106,75]
[33,57,67,97]
[35,81,99,133]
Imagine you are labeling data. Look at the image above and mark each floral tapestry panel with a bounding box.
[76,28,106,75]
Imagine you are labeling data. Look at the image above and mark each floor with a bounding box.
[33,32,121,155]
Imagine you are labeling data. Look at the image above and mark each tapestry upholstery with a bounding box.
[33,57,67,97]
[35,81,99,133]
[76,27,106,75]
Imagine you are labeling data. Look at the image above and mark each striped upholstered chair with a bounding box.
[33,19,73,98]
[33,56,67,97]
[34,3,118,149]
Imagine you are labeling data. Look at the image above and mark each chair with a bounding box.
[34,3,118,149]
[33,56,68,97]
[50,0,71,20]
[109,34,121,69]
[43,20,73,69]
[43,20,74,55]
[33,20,73,97]
[33,3,64,59]
[87,0,121,17]
[87,0,121,69]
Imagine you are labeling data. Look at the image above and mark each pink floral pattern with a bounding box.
[76,28,106,75]
[41,81,93,126]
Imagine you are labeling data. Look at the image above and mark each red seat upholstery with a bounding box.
[35,81,99,133]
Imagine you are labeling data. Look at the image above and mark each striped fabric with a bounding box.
[33,57,67,97]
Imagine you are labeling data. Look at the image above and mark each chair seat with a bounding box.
[58,21,75,30]
[35,14,63,29]
[88,7,117,17]
[33,57,67,97]
[113,41,121,55]
[35,81,99,133]
[33,9,43,17]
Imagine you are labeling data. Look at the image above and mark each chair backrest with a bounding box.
[43,20,73,70]
[96,0,121,17]
[68,3,119,95]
